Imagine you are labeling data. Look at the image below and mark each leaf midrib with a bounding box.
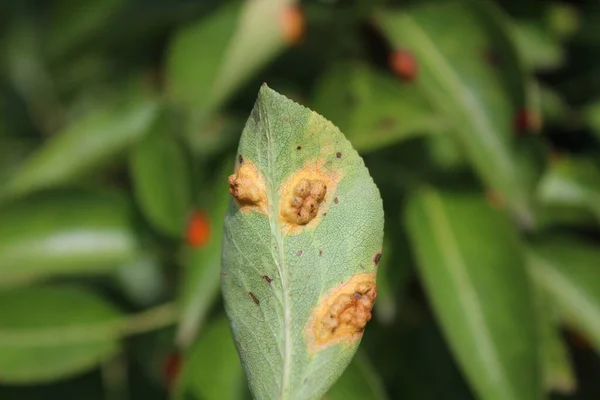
[259,94,293,399]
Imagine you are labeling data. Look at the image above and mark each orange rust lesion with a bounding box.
[279,160,341,234]
[306,273,377,353]
[228,160,267,214]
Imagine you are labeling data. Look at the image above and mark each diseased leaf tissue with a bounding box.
[221,85,384,400]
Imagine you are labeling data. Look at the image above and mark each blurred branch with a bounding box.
[0,302,178,346]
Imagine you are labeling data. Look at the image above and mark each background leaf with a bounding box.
[377,2,536,225]
[0,286,122,384]
[130,113,192,237]
[528,236,600,352]
[0,189,140,286]
[404,188,541,400]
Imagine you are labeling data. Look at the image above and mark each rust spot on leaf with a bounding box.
[306,273,377,353]
[228,160,267,214]
[263,275,272,284]
[279,160,342,234]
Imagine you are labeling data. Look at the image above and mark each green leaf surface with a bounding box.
[0,189,140,286]
[6,92,159,198]
[324,352,388,400]
[130,114,192,237]
[404,188,541,400]
[376,2,535,225]
[167,0,295,126]
[175,317,246,400]
[512,21,565,71]
[312,62,443,153]
[537,157,600,222]
[0,286,122,384]
[532,281,576,394]
[221,86,384,400]
[176,164,231,347]
[528,236,600,352]
[584,100,600,141]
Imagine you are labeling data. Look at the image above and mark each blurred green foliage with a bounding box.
[0,0,600,399]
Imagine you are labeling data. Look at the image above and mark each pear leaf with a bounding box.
[221,86,384,400]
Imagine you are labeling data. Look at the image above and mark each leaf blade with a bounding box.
[221,86,384,400]
[404,188,541,400]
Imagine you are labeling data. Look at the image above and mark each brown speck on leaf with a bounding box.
[238,155,243,164]
[248,292,260,305]
[322,212,327,217]
[220,272,227,276]
[374,253,382,265]
[334,197,339,204]
[297,146,302,150]
[263,275,272,284]
[336,152,342,159]
[319,250,323,256]
[297,250,303,256]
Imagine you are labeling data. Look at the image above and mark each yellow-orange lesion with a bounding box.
[228,161,267,214]
[281,178,327,225]
[278,160,341,233]
[307,273,377,352]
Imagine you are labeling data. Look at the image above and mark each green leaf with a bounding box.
[324,352,388,400]
[221,86,384,400]
[537,157,600,222]
[0,286,122,384]
[512,21,565,71]
[404,188,541,400]
[376,2,536,225]
[527,236,600,352]
[167,0,297,130]
[175,317,246,400]
[0,189,140,286]
[6,92,159,198]
[584,100,600,141]
[532,281,576,394]
[312,62,443,153]
[176,164,231,347]
[130,114,192,237]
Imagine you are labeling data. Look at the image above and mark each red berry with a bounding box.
[281,5,305,46]
[514,109,541,134]
[162,352,182,389]
[186,211,211,248]
[389,50,418,81]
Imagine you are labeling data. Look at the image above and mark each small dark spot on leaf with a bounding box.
[374,252,382,265]
[263,275,272,284]
[296,146,302,150]
[220,272,227,276]
[248,292,259,305]
[354,292,362,299]
[378,117,396,130]
[334,197,339,204]
[360,263,364,269]
[336,152,342,158]
[322,212,327,217]
[238,155,243,164]
[345,92,357,107]
[319,250,323,256]
[483,48,501,67]
[297,250,303,256]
